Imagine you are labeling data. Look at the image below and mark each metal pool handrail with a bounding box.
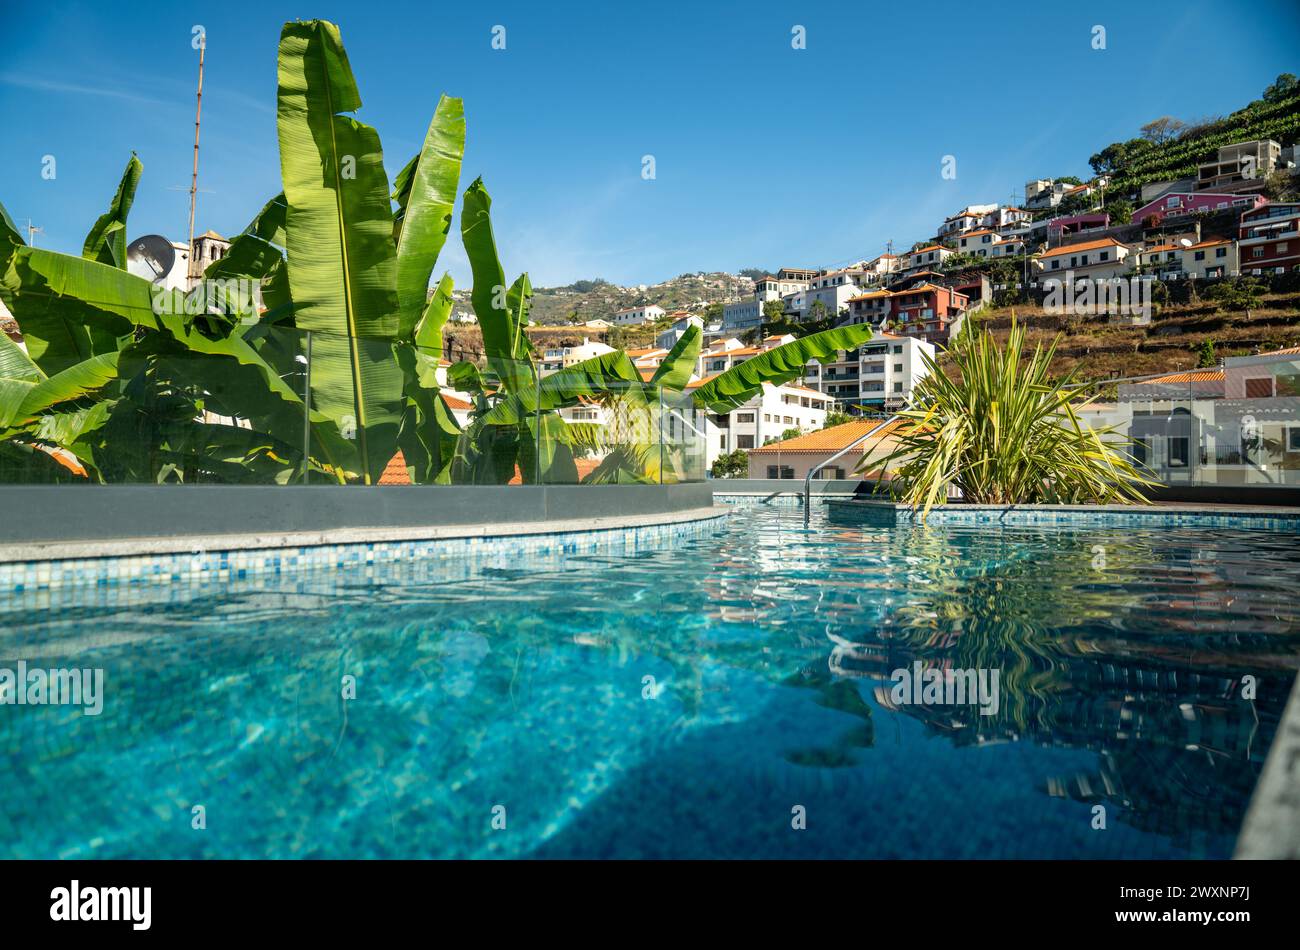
[803,415,900,526]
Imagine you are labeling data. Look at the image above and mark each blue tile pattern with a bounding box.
[825,500,1300,532]
[0,514,729,594]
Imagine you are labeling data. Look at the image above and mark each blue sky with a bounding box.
[1,0,1297,287]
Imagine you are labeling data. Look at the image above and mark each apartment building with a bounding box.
[692,378,830,462]
[612,304,666,326]
[1034,237,1133,283]
[754,273,812,300]
[1024,179,1070,211]
[720,297,765,332]
[956,229,1028,258]
[1197,139,1282,191]
[1133,191,1265,226]
[1137,239,1238,279]
[888,283,969,344]
[906,244,955,272]
[809,332,935,413]
[1239,201,1300,273]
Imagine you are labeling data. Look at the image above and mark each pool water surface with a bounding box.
[1,505,1297,859]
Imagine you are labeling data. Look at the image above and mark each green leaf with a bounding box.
[276,19,404,482]
[482,349,643,425]
[0,247,145,375]
[691,324,875,411]
[461,178,532,389]
[649,322,701,392]
[82,153,143,268]
[393,95,465,336]
[0,332,45,382]
[241,193,288,246]
[413,272,454,359]
[0,352,120,427]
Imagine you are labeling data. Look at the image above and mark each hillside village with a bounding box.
[432,77,1300,478]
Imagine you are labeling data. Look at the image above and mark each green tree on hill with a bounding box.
[1196,338,1217,368]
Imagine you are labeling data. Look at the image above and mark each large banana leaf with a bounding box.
[413,272,454,363]
[0,332,43,382]
[691,323,875,411]
[276,19,404,483]
[0,198,23,261]
[482,349,644,425]
[461,177,533,390]
[0,247,144,375]
[649,322,701,392]
[242,193,289,246]
[82,154,143,269]
[0,352,120,428]
[393,95,465,336]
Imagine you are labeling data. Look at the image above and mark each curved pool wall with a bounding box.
[0,484,724,591]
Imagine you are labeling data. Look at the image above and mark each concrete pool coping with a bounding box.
[1235,672,1300,859]
[0,504,730,565]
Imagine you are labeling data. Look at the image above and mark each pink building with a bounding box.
[1133,192,1265,226]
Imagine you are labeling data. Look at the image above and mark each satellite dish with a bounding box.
[1178,238,1194,247]
[126,235,177,284]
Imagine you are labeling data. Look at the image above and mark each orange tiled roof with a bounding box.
[442,393,472,411]
[749,418,907,454]
[1134,369,1225,385]
[1259,344,1300,357]
[379,450,412,485]
[1036,237,1126,260]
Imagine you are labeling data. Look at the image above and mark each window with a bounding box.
[893,382,903,393]
[719,434,727,450]
[737,435,755,449]
[1168,437,1190,468]
[1253,247,1265,258]
[1280,243,1289,253]
[735,412,755,423]
[1245,377,1275,398]
[893,363,902,372]
[892,345,903,353]
[766,466,778,479]
[1194,251,1205,261]
[1099,251,1109,262]
[1216,247,1227,258]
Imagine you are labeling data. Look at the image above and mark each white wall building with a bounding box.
[807,331,934,412]
[539,337,616,374]
[612,304,666,326]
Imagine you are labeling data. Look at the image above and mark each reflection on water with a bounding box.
[0,507,1296,858]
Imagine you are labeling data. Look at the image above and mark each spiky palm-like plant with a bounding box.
[857,319,1156,515]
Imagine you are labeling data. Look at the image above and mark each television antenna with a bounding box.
[25,219,43,247]
[187,29,206,279]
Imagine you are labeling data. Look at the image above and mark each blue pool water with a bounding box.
[1,505,1298,859]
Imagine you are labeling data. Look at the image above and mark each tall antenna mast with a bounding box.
[25,219,43,247]
[187,30,206,283]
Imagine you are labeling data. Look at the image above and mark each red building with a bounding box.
[889,283,969,344]
[1239,202,1300,273]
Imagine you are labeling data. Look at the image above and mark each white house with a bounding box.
[691,378,831,464]
[539,337,616,374]
[612,304,666,326]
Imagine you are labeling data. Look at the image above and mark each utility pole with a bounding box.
[25,219,43,247]
[187,30,206,284]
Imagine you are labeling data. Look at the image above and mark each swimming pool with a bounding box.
[1,505,1297,859]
